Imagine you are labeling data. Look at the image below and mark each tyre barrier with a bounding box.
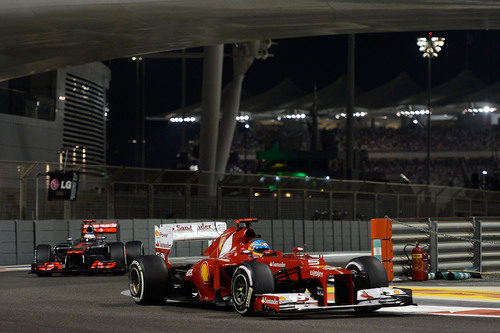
[435,271,471,280]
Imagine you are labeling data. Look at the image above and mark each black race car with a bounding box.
[31,220,143,276]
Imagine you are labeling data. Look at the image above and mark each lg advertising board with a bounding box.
[47,171,79,201]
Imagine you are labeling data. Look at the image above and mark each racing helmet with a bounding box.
[248,239,270,257]
[83,225,96,241]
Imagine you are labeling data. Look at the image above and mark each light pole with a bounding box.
[417,33,445,185]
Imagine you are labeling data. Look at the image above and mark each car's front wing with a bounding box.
[254,287,413,313]
[31,260,119,274]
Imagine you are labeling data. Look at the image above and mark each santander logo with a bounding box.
[269,262,286,268]
[197,224,213,230]
[175,225,192,231]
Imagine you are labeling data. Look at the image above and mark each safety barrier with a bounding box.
[0,218,370,265]
[376,217,500,281]
[481,218,500,272]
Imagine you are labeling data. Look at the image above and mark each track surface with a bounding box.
[1,270,499,332]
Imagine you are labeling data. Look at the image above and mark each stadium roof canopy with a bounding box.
[397,69,486,107]
[240,78,306,113]
[158,69,500,121]
[3,1,500,81]
[277,76,364,112]
[460,81,500,105]
[356,72,423,109]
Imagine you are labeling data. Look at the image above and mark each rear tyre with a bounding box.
[231,261,275,316]
[108,242,127,274]
[346,256,388,313]
[125,241,144,266]
[34,244,53,277]
[129,255,170,305]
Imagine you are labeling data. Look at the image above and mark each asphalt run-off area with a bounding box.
[1,267,500,332]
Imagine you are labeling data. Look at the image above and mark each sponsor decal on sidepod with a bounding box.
[269,262,286,268]
[310,270,323,278]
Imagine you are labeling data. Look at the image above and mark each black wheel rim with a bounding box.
[232,273,248,306]
[129,267,141,296]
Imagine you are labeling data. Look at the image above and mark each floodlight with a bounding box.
[417,34,445,58]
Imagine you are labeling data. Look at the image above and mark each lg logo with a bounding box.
[50,179,72,190]
[50,179,59,191]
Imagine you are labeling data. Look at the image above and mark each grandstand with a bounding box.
[168,69,500,189]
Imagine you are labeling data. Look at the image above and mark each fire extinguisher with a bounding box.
[411,242,429,281]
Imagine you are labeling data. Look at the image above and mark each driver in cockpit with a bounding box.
[83,224,96,242]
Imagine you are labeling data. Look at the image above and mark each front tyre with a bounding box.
[129,255,170,305]
[34,244,53,277]
[231,261,274,316]
[346,256,388,313]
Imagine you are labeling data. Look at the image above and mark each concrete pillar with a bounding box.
[215,74,244,173]
[215,41,259,176]
[199,45,224,196]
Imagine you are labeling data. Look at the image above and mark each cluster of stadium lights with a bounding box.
[236,115,250,122]
[277,113,307,120]
[417,33,445,58]
[463,106,497,114]
[170,115,253,123]
[170,117,197,123]
[396,110,430,117]
[334,112,367,119]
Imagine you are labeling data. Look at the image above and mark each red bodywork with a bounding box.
[163,219,353,308]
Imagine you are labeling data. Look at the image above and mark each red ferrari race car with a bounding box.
[128,218,413,315]
[31,220,144,276]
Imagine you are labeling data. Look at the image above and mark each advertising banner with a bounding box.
[47,171,79,201]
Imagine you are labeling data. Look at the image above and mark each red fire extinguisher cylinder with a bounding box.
[411,242,428,281]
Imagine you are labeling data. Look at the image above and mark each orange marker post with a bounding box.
[371,218,393,281]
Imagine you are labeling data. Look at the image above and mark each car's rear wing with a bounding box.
[155,222,227,259]
[81,220,119,235]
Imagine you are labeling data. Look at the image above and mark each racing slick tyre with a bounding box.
[125,241,144,267]
[129,255,170,305]
[108,242,127,274]
[34,244,53,277]
[231,261,275,316]
[345,256,388,313]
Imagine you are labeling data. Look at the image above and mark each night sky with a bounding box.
[107,30,500,168]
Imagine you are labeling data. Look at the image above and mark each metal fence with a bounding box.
[0,218,370,265]
[2,160,500,220]
[390,217,500,279]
